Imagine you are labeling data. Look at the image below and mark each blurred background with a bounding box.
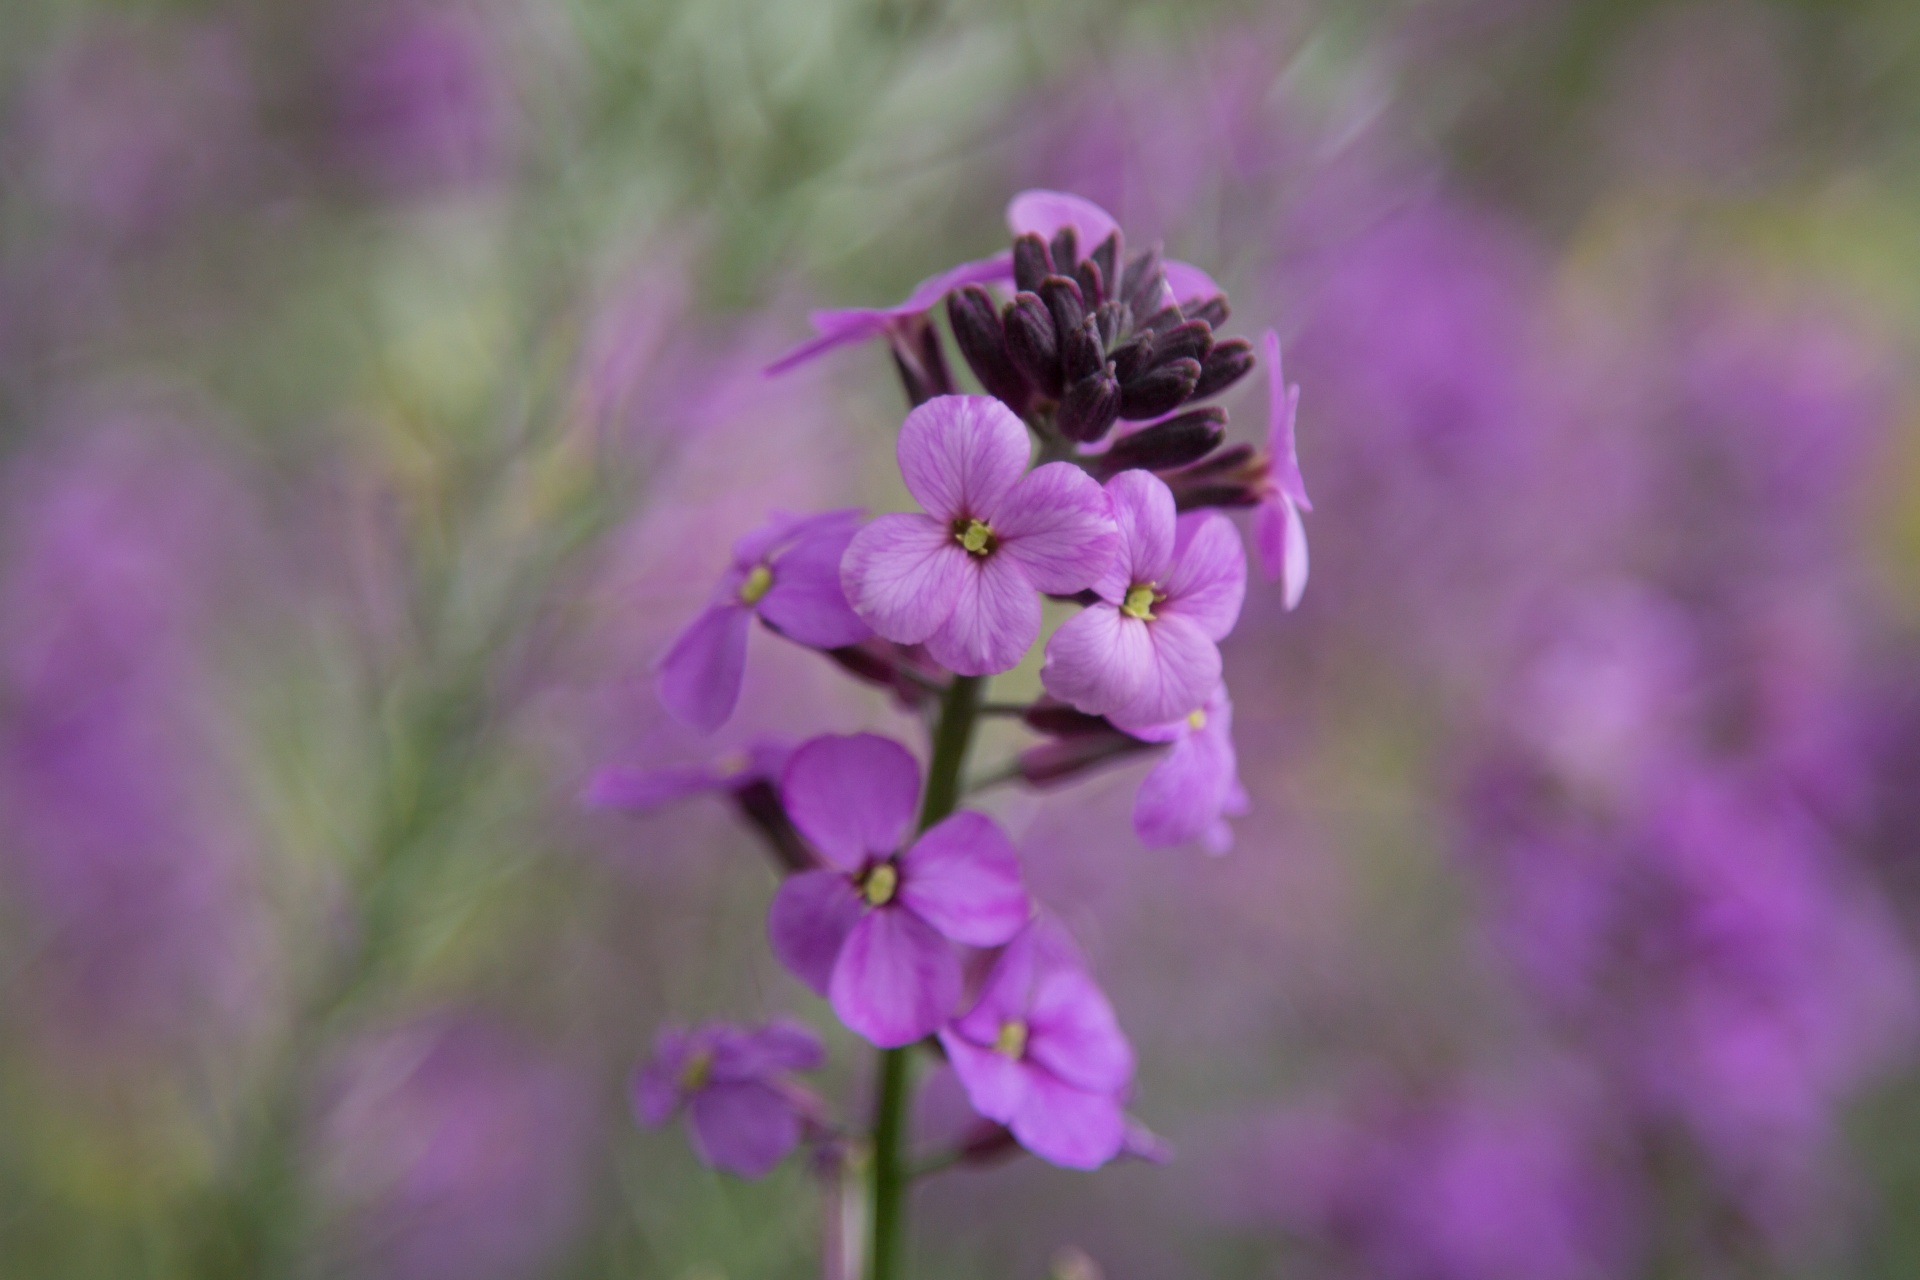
[4,0,1920,1276]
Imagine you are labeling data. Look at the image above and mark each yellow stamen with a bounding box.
[862,862,899,907]
[1121,583,1159,621]
[678,1048,714,1093]
[1187,708,1207,730]
[993,1020,1028,1060]
[739,563,773,605]
[957,519,995,556]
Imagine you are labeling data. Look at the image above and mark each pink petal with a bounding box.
[687,1080,802,1177]
[993,462,1119,594]
[759,520,870,648]
[1160,512,1246,641]
[1028,966,1134,1095]
[1252,494,1310,609]
[1262,330,1310,509]
[924,553,1041,677]
[1006,190,1121,250]
[1040,603,1152,717]
[938,1030,1032,1125]
[898,395,1031,523]
[841,513,969,645]
[780,734,920,870]
[1133,720,1237,848]
[748,1017,827,1073]
[1098,471,1177,600]
[1113,614,1221,728]
[951,926,1042,1044]
[897,810,1029,946]
[895,251,1016,313]
[767,870,864,996]
[763,310,894,376]
[1164,260,1220,305]
[830,908,962,1048]
[1010,1071,1127,1170]
[656,603,751,732]
[632,1052,684,1126]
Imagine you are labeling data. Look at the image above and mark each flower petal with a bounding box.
[581,763,723,812]
[657,603,751,732]
[764,310,894,376]
[829,908,962,1048]
[924,553,1041,676]
[1164,260,1221,305]
[898,395,1031,523]
[938,1029,1032,1125]
[1099,470,1177,599]
[1010,1070,1127,1170]
[748,1017,827,1074]
[780,734,920,870]
[841,513,968,645]
[1135,726,1233,848]
[760,520,871,648]
[1253,495,1310,610]
[686,1080,802,1177]
[897,810,1029,946]
[895,251,1016,313]
[631,1029,689,1126]
[1262,330,1310,509]
[1161,512,1246,641]
[1040,603,1151,717]
[1112,614,1221,728]
[767,869,863,995]
[993,463,1119,594]
[1007,190,1121,250]
[1028,966,1134,1095]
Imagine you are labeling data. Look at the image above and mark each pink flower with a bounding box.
[840,396,1118,676]
[1041,470,1246,725]
[766,734,1030,1047]
[632,1018,824,1178]
[938,921,1136,1170]
[1251,329,1311,608]
[765,254,1014,375]
[1127,682,1249,852]
[656,509,870,731]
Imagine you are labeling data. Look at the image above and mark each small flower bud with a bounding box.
[1192,337,1256,400]
[1151,319,1214,368]
[1021,699,1114,737]
[1119,246,1164,314]
[1012,233,1054,293]
[947,286,1031,414]
[1061,316,1105,385]
[1088,232,1121,296]
[1108,333,1155,385]
[1092,300,1131,349]
[730,778,814,873]
[1004,293,1062,398]
[1138,304,1185,336]
[887,313,955,406]
[1184,295,1230,328]
[1074,256,1106,308]
[1057,367,1122,442]
[1016,732,1157,786]
[1038,275,1087,352]
[1169,481,1261,511]
[1119,356,1201,420]
[1163,443,1265,510]
[1048,225,1079,274]
[1096,407,1227,475]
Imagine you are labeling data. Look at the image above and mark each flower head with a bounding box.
[766,734,1030,1046]
[1041,470,1246,725]
[657,509,870,731]
[1127,682,1249,852]
[840,397,1117,675]
[632,1017,825,1178]
[938,921,1136,1170]
[1251,329,1311,608]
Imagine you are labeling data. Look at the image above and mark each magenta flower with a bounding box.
[1127,682,1249,852]
[632,1018,825,1178]
[1251,329,1311,608]
[765,254,1014,375]
[657,509,871,731]
[840,396,1118,676]
[1041,470,1246,725]
[938,922,1136,1170]
[766,734,1030,1047]
[582,739,790,813]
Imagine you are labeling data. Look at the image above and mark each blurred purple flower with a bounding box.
[1042,471,1245,726]
[632,1018,825,1178]
[766,734,1029,1047]
[841,396,1117,676]
[938,921,1136,1170]
[656,508,869,731]
[1127,682,1248,853]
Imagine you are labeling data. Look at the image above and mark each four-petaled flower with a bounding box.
[767,733,1031,1046]
[632,1018,825,1177]
[657,509,871,732]
[1041,469,1246,726]
[1126,681,1249,853]
[841,396,1118,676]
[939,921,1136,1170]
[1252,329,1311,609]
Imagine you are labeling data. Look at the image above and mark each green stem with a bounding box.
[868,673,985,1280]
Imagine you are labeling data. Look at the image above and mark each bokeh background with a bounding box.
[5,0,1920,1276]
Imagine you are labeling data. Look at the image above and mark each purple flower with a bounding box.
[631,1018,825,1178]
[938,922,1136,1170]
[840,396,1118,676]
[765,254,1014,375]
[582,739,790,813]
[1127,682,1249,852]
[1251,329,1311,608]
[766,734,1030,1047]
[1041,470,1246,725]
[657,509,871,731]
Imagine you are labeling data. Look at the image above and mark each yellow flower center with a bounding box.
[1187,708,1208,730]
[862,862,899,907]
[1121,583,1161,621]
[956,519,995,557]
[993,1019,1029,1060]
[739,563,774,605]
[678,1048,714,1093]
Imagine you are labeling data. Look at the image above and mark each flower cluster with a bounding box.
[590,192,1307,1204]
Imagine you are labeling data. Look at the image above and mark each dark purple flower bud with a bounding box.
[1152,319,1214,369]
[947,286,1030,414]
[1175,440,1258,479]
[1089,233,1121,297]
[1012,233,1054,294]
[1093,301,1130,349]
[1138,304,1185,336]
[1120,247,1164,314]
[1022,699,1115,737]
[1119,357,1201,420]
[1049,226,1079,274]
[1058,368,1122,443]
[731,779,814,874]
[1163,440,1266,509]
[1004,293,1063,399]
[1038,275,1087,352]
[1192,337,1256,400]
[1016,733,1158,787]
[826,638,943,711]
[1168,482,1261,511]
[1184,295,1230,328]
[1061,317,1105,385]
[1109,334,1156,385]
[1074,257,1106,308]
[887,313,955,406]
[1097,407,1227,476]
